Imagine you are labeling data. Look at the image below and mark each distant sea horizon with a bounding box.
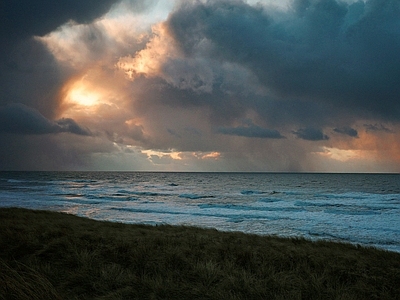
[1,170,399,173]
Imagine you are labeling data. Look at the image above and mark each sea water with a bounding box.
[0,172,399,252]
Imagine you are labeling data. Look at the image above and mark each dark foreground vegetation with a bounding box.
[1,208,399,300]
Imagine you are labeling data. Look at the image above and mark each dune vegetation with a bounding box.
[1,207,399,299]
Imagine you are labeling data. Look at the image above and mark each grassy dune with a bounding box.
[1,208,399,299]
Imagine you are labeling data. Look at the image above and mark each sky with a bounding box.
[1,0,400,172]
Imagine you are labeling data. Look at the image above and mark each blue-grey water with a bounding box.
[1,172,399,252]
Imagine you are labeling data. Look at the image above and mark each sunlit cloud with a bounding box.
[37,0,174,70]
[117,23,178,80]
[65,76,102,107]
[59,69,127,122]
[142,149,183,161]
[141,149,222,166]
[318,147,368,162]
[313,125,400,172]
[196,152,221,160]
[2,0,400,172]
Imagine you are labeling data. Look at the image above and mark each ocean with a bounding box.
[1,172,399,252]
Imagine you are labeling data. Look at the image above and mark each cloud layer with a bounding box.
[1,0,400,172]
[167,0,400,122]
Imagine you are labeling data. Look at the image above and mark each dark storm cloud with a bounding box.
[55,119,92,136]
[364,123,394,133]
[333,127,358,137]
[0,39,64,118]
[167,128,182,138]
[292,128,329,141]
[0,0,119,43]
[0,134,90,171]
[167,0,400,122]
[185,127,202,136]
[217,124,284,139]
[0,103,90,136]
[131,76,248,125]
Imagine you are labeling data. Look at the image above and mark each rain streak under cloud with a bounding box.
[1,0,400,172]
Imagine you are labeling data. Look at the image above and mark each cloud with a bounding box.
[55,118,92,136]
[292,128,329,141]
[0,103,91,136]
[364,123,394,133]
[0,39,64,119]
[0,0,155,112]
[0,0,164,171]
[167,128,182,138]
[0,0,122,43]
[2,0,400,172]
[167,0,400,122]
[217,123,284,139]
[333,127,358,137]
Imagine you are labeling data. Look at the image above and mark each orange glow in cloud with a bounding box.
[60,73,106,117]
[58,67,130,123]
[117,23,177,80]
[142,149,183,161]
[316,126,400,170]
[66,77,101,107]
[37,5,165,70]
[37,3,176,126]
[318,147,371,162]
[141,150,222,164]
[346,129,400,163]
[198,152,221,160]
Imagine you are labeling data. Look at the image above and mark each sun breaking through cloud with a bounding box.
[1,0,400,172]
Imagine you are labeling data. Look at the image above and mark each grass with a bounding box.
[0,208,399,299]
